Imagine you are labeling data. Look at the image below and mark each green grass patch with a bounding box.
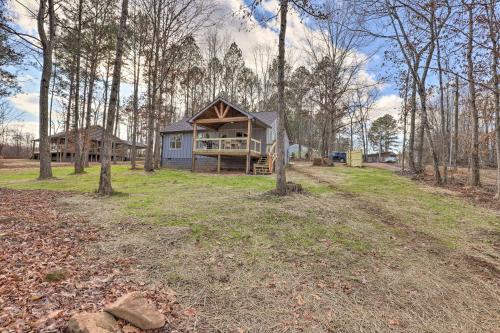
[322,166,499,247]
[44,270,68,282]
[2,164,497,258]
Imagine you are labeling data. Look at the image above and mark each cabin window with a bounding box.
[170,134,182,149]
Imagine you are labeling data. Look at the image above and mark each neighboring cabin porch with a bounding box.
[32,125,146,162]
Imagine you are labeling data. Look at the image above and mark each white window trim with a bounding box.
[169,134,182,150]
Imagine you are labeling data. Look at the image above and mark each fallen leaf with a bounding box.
[296,295,305,306]
[183,307,197,317]
[388,319,400,326]
[311,293,321,301]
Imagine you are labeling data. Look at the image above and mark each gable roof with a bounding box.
[162,95,278,134]
[161,111,278,134]
[188,96,252,123]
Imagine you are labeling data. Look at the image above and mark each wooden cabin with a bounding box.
[160,96,289,174]
[32,125,146,162]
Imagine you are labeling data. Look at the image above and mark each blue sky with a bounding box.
[6,0,401,139]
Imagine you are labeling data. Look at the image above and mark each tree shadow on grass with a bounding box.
[93,190,130,198]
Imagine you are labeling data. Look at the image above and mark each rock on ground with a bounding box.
[68,312,120,333]
[104,292,165,330]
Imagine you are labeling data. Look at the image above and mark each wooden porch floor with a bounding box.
[193,150,262,158]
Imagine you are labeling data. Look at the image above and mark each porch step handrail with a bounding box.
[268,141,277,172]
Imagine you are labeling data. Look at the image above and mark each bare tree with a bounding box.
[483,0,499,197]
[274,0,289,194]
[464,1,481,186]
[130,4,146,170]
[98,0,129,195]
[386,0,451,184]
[37,0,56,179]
[73,0,85,174]
[0,101,22,156]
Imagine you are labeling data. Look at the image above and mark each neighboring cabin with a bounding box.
[365,151,398,163]
[161,96,289,174]
[32,125,146,162]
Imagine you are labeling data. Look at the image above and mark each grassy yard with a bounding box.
[0,164,499,332]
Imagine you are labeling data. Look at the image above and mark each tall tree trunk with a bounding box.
[73,0,84,174]
[114,89,120,137]
[144,0,161,173]
[436,38,448,183]
[402,72,410,172]
[64,56,76,162]
[275,0,289,195]
[83,16,100,167]
[408,77,417,172]
[349,115,353,150]
[466,4,481,186]
[84,60,97,167]
[98,0,129,195]
[102,55,111,128]
[298,100,302,159]
[131,50,140,170]
[484,0,499,198]
[416,115,425,172]
[37,0,55,179]
[420,89,442,185]
[419,83,442,184]
[154,118,161,169]
[454,74,459,170]
[49,63,56,137]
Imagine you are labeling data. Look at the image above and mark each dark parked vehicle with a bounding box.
[331,152,346,163]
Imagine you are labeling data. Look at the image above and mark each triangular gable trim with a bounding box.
[187,96,255,124]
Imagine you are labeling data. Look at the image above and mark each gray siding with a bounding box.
[162,119,289,169]
[163,132,194,159]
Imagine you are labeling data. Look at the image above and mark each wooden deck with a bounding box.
[193,137,262,157]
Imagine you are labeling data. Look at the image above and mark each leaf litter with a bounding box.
[0,188,190,332]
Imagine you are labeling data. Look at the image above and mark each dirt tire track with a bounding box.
[290,165,500,284]
[290,165,439,243]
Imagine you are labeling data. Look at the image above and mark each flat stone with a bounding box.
[104,292,165,330]
[67,312,120,333]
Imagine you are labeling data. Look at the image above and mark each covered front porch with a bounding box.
[189,99,268,174]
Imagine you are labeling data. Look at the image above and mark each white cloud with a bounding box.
[9,120,39,137]
[370,94,402,121]
[8,92,39,116]
[9,0,38,35]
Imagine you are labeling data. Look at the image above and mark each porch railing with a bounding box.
[194,137,262,155]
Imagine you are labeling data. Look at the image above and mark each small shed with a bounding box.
[347,150,363,167]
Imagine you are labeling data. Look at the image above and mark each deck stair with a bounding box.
[254,156,271,175]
